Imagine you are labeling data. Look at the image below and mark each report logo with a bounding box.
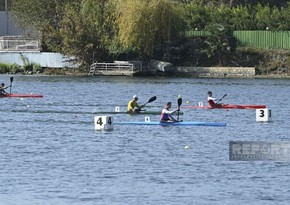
[229,141,290,161]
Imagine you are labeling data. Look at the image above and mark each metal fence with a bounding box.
[183,30,290,49]
[0,36,40,52]
[88,62,135,76]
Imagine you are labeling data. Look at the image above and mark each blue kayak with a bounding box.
[114,121,226,127]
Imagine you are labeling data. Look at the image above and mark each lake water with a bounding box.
[0,75,290,205]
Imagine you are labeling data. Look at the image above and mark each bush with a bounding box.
[33,63,43,73]
[9,63,23,73]
[0,63,10,74]
[0,63,23,74]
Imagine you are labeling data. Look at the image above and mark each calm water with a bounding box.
[0,75,290,205]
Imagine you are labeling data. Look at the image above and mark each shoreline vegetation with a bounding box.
[1,67,290,79]
[9,1,290,76]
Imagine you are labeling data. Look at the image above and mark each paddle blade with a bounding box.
[148,96,157,103]
[178,97,182,107]
[177,97,182,121]
[142,96,157,107]
[9,76,13,94]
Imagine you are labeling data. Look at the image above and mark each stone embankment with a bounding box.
[175,66,256,77]
[10,66,290,78]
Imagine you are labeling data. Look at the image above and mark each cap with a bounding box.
[133,95,138,99]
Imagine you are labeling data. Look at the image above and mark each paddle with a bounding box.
[142,96,157,107]
[9,77,13,94]
[216,94,227,104]
[135,96,157,112]
[177,97,182,121]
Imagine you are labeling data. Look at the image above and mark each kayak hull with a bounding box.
[183,104,266,109]
[0,94,43,98]
[93,111,183,115]
[114,121,226,127]
[9,109,183,115]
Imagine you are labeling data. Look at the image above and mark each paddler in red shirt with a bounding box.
[207,91,224,107]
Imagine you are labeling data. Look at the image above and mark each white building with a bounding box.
[0,0,22,36]
[0,0,78,69]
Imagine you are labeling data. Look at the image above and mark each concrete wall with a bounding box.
[0,11,22,36]
[176,66,256,77]
[0,52,78,68]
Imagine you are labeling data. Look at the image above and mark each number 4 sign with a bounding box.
[94,116,114,130]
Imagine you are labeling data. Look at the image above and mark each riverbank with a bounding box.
[41,67,290,79]
[2,66,289,79]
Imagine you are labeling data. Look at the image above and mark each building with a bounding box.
[0,0,79,69]
[0,0,22,36]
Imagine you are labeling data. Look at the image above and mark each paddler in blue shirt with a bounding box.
[160,102,179,122]
[0,83,10,95]
[127,95,144,113]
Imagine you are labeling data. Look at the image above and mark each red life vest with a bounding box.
[208,100,217,108]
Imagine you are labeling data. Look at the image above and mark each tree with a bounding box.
[187,0,290,8]
[59,0,119,65]
[231,5,256,30]
[209,4,234,26]
[11,0,81,51]
[255,3,271,30]
[116,0,185,59]
[204,23,236,66]
[183,3,210,30]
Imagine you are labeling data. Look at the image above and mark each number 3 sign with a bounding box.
[256,109,271,122]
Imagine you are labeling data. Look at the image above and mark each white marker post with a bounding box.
[198,102,203,106]
[115,106,120,112]
[256,109,271,122]
[94,116,114,131]
[145,116,151,122]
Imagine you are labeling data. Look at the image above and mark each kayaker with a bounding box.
[0,83,10,95]
[160,102,179,122]
[127,95,144,113]
[207,91,223,107]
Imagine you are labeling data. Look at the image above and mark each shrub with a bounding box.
[0,63,9,74]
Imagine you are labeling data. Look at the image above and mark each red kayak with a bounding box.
[183,104,266,109]
[183,99,266,109]
[0,93,43,98]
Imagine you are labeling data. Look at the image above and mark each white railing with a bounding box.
[0,36,41,52]
[89,62,138,76]
[95,63,134,71]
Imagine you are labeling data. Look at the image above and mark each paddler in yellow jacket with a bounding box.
[127,95,144,113]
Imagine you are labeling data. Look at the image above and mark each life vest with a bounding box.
[208,100,224,108]
[208,100,217,108]
[160,109,170,121]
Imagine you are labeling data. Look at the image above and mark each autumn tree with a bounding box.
[116,0,185,59]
